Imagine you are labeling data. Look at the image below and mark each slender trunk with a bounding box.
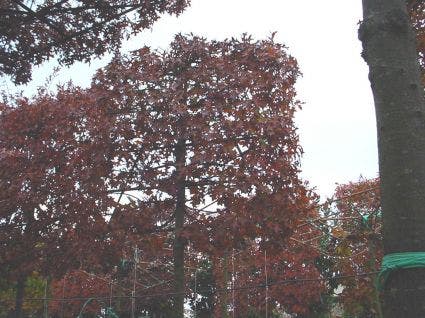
[14,275,26,318]
[359,0,425,316]
[14,209,34,318]
[173,138,186,318]
[221,253,229,318]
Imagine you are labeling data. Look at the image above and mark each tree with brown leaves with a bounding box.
[0,0,190,83]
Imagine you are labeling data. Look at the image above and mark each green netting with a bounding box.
[377,252,425,290]
[105,307,119,318]
[361,211,381,227]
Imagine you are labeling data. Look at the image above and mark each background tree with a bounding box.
[359,0,425,316]
[0,0,190,83]
[328,178,382,318]
[0,88,120,317]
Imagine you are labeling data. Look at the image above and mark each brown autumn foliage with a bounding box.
[49,270,112,317]
[0,1,421,86]
[89,33,319,312]
[0,87,122,318]
[0,0,190,83]
[2,1,420,316]
[209,232,325,317]
[1,34,323,316]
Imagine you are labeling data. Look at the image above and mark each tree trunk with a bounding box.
[221,253,229,318]
[173,138,186,318]
[14,275,26,318]
[359,0,425,316]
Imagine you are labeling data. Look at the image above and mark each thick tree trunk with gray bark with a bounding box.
[359,0,425,316]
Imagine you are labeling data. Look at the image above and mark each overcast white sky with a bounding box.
[4,0,379,199]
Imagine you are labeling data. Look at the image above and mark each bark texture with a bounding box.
[359,0,425,316]
[173,138,186,318]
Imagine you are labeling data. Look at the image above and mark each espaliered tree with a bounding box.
[0,0,190,83]
[359,0,425,316]
[87,33,315,317]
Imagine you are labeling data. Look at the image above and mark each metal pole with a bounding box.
[265,251,268,318]
[194,269,197,318]
[132,247,139,318]
[232,250,235,318]
[44,279,48,318]
[110,279,113,308]
[61,275,66,318]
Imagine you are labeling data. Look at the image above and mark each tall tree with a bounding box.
[89,34,313,317]
[0,0,190,84]
[359,0,425,316]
